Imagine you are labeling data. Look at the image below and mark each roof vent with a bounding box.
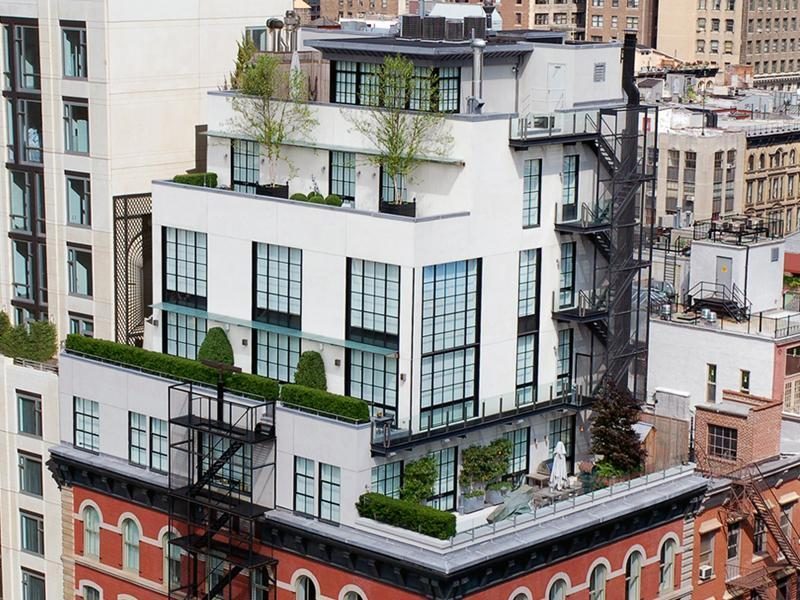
[445,19,465,41]
[463,16,486,39]
[400,14,422,39]
[422,16,446,40]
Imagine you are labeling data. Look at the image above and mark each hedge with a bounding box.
[281,384,369,423]
[355,493,456,540]
[197,327,234,365]
[173,172,218,188]
[0,313,57,362]
[294,351,327,390]
[65,335,278,400]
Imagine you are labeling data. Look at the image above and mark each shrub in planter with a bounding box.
[290,192,308,202]
[325,194,342,207]
[197,327,234,366]
[0,314,57,362]
[355,493,456,540]
[399,456,437,505]
[280,384,369,422]
[485,481,512,505]
[307,192,326,204]
[173,172,218,187]
[462,488,486,513]
[294,351,327,390]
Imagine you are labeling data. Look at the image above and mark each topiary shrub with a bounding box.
[399,456,438,504]
[355,493,456,540]
[294,351,327,390]
[307,192,326,204]
[325,194,343,206]
[0,314,57,362]
[290,192,308,202]
[197,327,234,366]
[173,172,218,188]
[280,384,369,423]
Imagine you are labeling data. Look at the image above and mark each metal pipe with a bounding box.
[622,32,640,107]
[469,38,486,114]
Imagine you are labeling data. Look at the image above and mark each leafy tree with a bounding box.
[197,327,234,366]
[590,380,645,473]
[231,54,317,185]
[230,34,257,90]
[0,313,57,362]
[344,55,452,204]
[294,351,327,390]
[400,456,438,504]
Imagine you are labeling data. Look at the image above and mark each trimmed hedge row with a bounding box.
[173,172,218,187]
[355,493,456,540]
[281,384,369,423]
[0,312,58,362]
[65,335,278,400]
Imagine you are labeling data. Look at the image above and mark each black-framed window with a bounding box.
[549,415,575,473]
[163,227,207,308]
[523,159,542,227]
[73,396,99,451]
[232,139,259,194]
[557,328,573,395]
[21,568,45,600]
[254,243,302,329]
[347,350,398,417]
[150,417,168,473]
[165,312,206,359]
[518,248,540,333]
[319,463,341,522]
[420,259,480,429]
[20,511,44,555]
[17,393,41,437]
[9,169,42,233]
[18,452,42,496]
[3,23,40,91]
[708,424,738,460]
[504,427,530,476]
[128,411,147,466]
[67,244,92,296]
[333,60,358,104]
[562,154,579,221]
[6,98,42,163]
[754,517,766,554]
[201,433,252,493]
[379,168,407,204]
[61,23,87,79]
[63,98,89,154]
[516,334,537,405]
[254,331,300,383]
[559,241,576,308]
[7,167,46,318]
[428,446,456,511]
[66,173,90,225]
[69,312,93,337]
[347,258,399,348]
[294,456,315,515]
[329,150,355,201]
[12,240,33,299]
[371,460,402,498]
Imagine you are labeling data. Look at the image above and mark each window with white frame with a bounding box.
[83,506,100,557]
[659,539,677,592]
[625,551,642,600]
[73,396,99,451]
[67,245,92,296]
[122,518,140,571]
[294,456,315,515]
[82,586,99,600]
[589,564,607,600]
[549,579,567,600]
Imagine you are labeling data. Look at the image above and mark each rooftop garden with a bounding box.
[0,312,57,363]
[64,335,369,423]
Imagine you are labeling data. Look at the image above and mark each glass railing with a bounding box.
[509,110,598,141]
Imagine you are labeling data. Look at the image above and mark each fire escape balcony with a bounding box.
[552,288,609,324]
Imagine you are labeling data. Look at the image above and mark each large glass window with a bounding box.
[67,245,92,296]
[557,328,573,394]
[504,428,529,475]
[18,452,42,496]
[420,259,480,429]
[6,98,42,163]
[523,159,541,227]
[549,579,567,600]
[562,154,579,221]
[559,242,575,308]
[83,506,99,557]
[589,564,607,600]
[254,243,301,328]
[122,518,140,572]
[428,446,456,511]
[319,463,341,522]
[18,393,41,437]
[371,461,402,498]
[201,433,252,493]
[63,100,89,154]
[150,417,168,473]
[62,25,87,79]
[20,511,44,555]
[165,312,206,359]
[348,258,399,348]
[518,249,539,321]
[163,532,181,589]
[73,396,99,452]
[708,424,738,460]
[516,334,537,405]
[255,331,299,383]
[659,539,677,592]
[9,170,41,231]
[330,151,355,201]
[231,139,259,194]
[380,169,407,204]
[21,569,45,600]
[294,456,315,515]
[12,240,32,299]
[129,411,147,466]
[625,551,643,600]
[66,173,90,226]
[69,313,94,337]
[333,60,358,104]
[348,350,397,417]
[163,227,207,308]
[5,25,40,90]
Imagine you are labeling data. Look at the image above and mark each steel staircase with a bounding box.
[203,566,243,600]
[743,478,800,570]
[190,440,244,495]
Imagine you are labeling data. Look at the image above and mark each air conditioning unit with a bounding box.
[698,565,714,581]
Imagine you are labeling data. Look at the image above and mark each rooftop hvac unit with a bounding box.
[701,307,711,321]
[707,311,717,323]
[400,14,422,39]
[463,16,486,39]
[445,19,464,41]
[422,16,446,40]
[698,565,714,581]
[660,303,672,320]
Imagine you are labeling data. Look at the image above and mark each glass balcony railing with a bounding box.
[509,110,599,142]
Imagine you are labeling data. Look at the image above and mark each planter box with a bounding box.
[462,494,485,514]
[256,183,289,199]
[379,201,416,217]
[485,488,510,505]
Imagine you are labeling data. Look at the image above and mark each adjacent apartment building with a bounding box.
[499,0,586,39]
[584,0,657,46]
[41,28,683,600]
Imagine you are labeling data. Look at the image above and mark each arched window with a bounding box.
[549,579,567,600]
[660,539,678,592]
[626,551,643,600]
[343,592,364,600]
[748,155,755,171]
[589,564,607,600]
[83,506,100,558]
[511,594,531,600]
[121,519,140,572]
[82,585,100,600]
[791,150,797,165]
[296,575,317,600]
[163,532,181,589]
[760,153,766,169]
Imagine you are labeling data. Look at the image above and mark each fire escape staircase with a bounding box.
[190,440,244,495]
[743,479,800,570]
[203,566,244,600]
[686,282,751,323]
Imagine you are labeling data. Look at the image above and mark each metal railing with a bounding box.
[12,357,58,374]
[509,111,598,141]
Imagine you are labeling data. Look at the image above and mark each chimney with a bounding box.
[468,38,486,114]
[482,0,496,32]
[622,31,640,107]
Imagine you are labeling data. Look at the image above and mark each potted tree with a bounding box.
[344,56,452,218]
[459,445,492,513]
[231,53,317,198]
[484,438,513,505]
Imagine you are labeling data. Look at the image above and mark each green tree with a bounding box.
[400,456,438,504]
[230,34,257,90]
[344,55,452,204]
[590,380,645,473]
[197,327,234,366]
[231,54,317,185]
[0,313,57,362]
[294,351,327,390]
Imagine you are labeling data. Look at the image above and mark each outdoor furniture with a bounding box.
[526,458,553,488]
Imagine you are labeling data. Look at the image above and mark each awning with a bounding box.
[152,302,397,357]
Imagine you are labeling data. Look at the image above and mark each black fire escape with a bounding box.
[167,381,277,599]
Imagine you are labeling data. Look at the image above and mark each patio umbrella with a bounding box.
[550,441,568,491]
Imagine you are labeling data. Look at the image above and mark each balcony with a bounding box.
[508,109,602,147]
[552,288,609,323]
